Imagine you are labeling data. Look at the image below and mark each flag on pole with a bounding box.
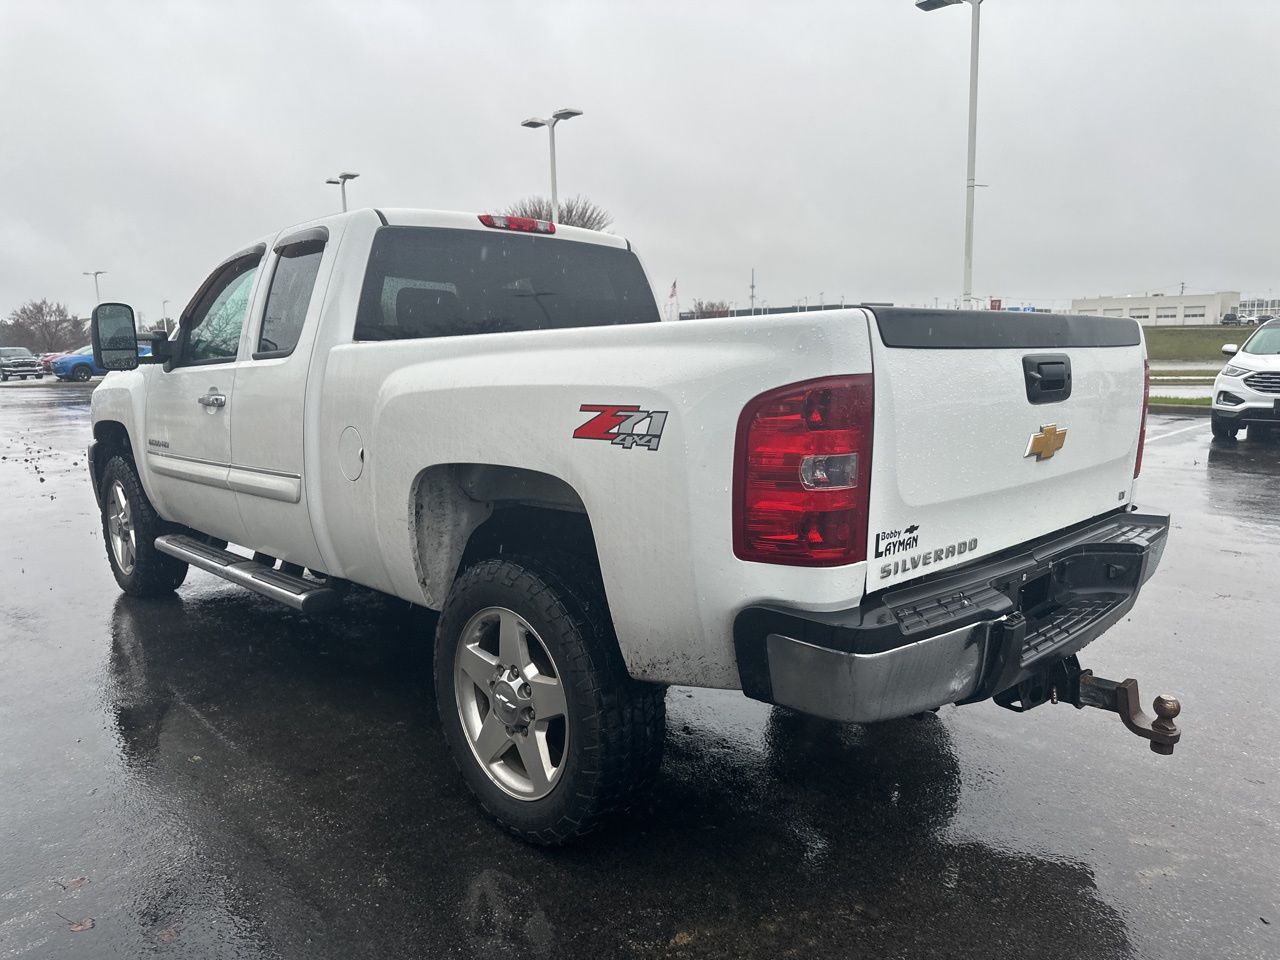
[669,280,677,300]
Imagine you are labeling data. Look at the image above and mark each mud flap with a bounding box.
[994,655,1182,755]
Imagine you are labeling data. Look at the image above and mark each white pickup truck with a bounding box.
[88,208,1180,843]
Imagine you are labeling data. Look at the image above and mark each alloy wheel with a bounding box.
[107,480,136,575]
[453,606,569,800]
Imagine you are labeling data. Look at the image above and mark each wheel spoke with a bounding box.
[497,610,528,669]
[113,483,128,517]
[517,731,552,794]
[528,674,566,720]
[473,713,512,763]
[457,642,498,689]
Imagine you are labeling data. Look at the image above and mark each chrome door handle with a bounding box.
[198,393,227,408]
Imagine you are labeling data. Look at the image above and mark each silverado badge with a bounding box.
[1025,423,1068,462]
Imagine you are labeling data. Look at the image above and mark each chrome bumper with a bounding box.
[734,509,1170,724]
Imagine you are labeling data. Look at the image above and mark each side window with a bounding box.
[257,238,326,358]
[183,254,262,364]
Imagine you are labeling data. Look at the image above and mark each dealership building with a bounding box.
[1070,291,1240,326]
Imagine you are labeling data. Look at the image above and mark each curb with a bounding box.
[1148,403,1212,418]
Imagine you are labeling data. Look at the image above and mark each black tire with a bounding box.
[0,373,7,382]
[35,374,43,380]
[434,554,666,844]
[99,455,188,597]
[72,364,93,382]
[1211,414,1238,440]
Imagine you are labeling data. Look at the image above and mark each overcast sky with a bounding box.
[1,0,1277,323]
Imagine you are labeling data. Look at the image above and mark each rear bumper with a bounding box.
[733,508,1169,723]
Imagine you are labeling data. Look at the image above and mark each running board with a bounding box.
[154,534,340,614]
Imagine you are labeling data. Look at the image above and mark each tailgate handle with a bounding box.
[1023,354,1072,404]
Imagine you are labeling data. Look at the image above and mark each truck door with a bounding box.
[228,227,331,572]
[142,245,265,547]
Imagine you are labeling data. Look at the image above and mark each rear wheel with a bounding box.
[1211,414,1239,440]
[434,555,665,844]
[99,455,188,596]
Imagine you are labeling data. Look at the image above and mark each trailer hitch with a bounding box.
[994,655,1182,755]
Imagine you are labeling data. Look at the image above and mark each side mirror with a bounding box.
[91,303,140,371]
[1222,343,1239,357]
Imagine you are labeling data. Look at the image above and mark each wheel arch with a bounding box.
[409,463,605,611]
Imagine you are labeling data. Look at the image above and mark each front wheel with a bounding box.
[72,364,92,382]
[1211,414,1239,440]
[434,555,665,844]
[99,455,188,596]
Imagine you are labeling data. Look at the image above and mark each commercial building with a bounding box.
[1070,292,1240,326]
[1237,297,1280,319]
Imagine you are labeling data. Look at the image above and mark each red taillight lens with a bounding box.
[1134,359,1150,478]
[477,213,556,234]
[733,375,874,566]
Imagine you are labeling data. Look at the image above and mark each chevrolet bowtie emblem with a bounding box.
[1025,423,1068,461]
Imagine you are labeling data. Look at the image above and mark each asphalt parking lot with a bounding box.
[1,381,1276,960]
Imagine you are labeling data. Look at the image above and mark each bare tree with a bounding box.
[503,195,614,232]
[691,299,731,319]
[1,299,86,352]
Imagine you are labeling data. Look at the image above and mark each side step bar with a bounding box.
[154,534,341,614]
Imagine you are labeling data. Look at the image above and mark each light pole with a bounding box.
[916,0,982,309]
[83,270,106,304]
[520,108,583,223]
[325,172,359,212]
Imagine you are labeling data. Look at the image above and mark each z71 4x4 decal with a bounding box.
[573,404,668,451]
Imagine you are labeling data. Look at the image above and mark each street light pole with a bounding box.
[325,172,359,212]
[521,108,583,223]
[962,0,980,310]
[83,270,106,304]
[916,0,983,309]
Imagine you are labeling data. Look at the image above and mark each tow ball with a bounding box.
[994,655,1182,755]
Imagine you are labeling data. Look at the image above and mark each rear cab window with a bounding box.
[353,226,659,341]
[255,229,328,359]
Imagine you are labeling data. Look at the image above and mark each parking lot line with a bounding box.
[1145,422,1207,443]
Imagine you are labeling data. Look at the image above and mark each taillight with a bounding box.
[1134,359,1150,478]
[477,213,556,234]
[733,375,874,566]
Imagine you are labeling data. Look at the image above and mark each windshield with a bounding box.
[1242,325,1280,355]
[0,347,34,358]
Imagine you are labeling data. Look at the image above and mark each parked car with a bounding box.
[1221,313,1241,326]
[0,346,44,381]
[53,342,150,381]
[1212,318,1280,439]
[86,208,1178,843]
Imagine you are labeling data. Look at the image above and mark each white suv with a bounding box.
[1212,319,1280,438]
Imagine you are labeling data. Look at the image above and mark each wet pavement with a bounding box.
[1,382,1277,960]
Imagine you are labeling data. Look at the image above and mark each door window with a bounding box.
[256,238,326,358]
[183,253,262,364]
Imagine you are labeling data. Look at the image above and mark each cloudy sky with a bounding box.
[1,0,1276,322]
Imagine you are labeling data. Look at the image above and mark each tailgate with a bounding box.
[864,308,1146,590]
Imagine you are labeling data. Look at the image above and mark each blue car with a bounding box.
[53,342,151,382]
